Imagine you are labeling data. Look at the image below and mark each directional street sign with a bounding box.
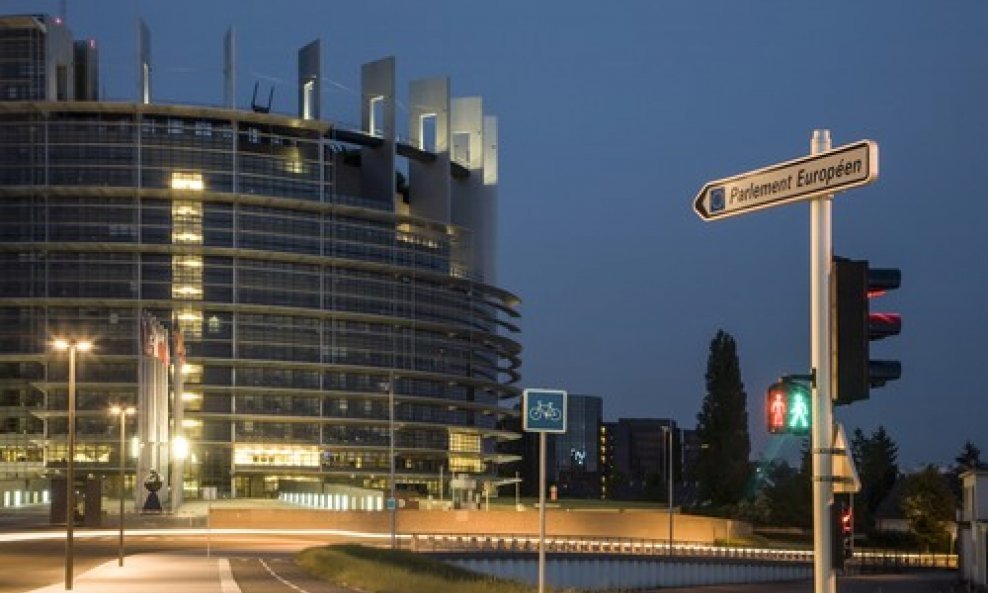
[693,140,878,221]
[523,388,567,433]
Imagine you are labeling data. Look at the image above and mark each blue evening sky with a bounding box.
[10,0,986,468]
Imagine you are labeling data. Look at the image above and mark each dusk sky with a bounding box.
[10,0,987,468]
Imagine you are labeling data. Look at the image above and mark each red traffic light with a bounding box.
[767,388,788,433]
[841,507,853,534]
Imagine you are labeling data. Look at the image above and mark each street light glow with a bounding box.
[52,339,94,352]
[172,435,189,460]
[109,405,136,417]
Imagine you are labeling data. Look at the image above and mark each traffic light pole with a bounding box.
[810,129,836,593]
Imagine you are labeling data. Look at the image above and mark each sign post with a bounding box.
[809,130,836,593]
[691,132,878,593]
[523,388,567,593]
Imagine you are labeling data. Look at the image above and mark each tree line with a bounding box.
[690,329,979,549]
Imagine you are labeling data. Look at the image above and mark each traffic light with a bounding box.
[765,379,811,435]
[833,257,902,406]
[829,501,854,569]
[841,503,854,560]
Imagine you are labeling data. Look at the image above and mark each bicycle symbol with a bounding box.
[528,400,562,422]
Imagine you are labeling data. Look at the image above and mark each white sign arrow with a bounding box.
[693,140,878,221]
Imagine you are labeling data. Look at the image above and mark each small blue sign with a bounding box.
[523,388,567,433]
[710,187,725,212]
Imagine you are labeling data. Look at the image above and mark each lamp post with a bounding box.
[53,338,92,591]
[661,425,674,552]
[109,405,136,567]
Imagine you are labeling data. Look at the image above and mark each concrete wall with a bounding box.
[210,507,750,543]
[449,556,811,590]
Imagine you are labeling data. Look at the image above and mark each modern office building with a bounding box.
[554,394,602,498]
[0,14,521,501]
[602,418,679,502]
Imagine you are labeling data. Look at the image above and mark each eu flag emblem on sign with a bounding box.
[710,187,725,212]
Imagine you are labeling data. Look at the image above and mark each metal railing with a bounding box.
[852,548,958,570]
[409,533,958,571]
[410,533,813,562]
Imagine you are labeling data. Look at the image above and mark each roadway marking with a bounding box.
[259,558,311,593]
[218,558,243,593]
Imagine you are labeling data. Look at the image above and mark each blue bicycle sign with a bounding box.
[523,388,567,433]
[528,400,562,422]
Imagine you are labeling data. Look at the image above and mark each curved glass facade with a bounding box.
[0,103,521,498]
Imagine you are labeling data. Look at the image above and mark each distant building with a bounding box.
[0,14,77,101]
[600,422,615,499]
[959,469,988,588]
[873,477,911,534]
[554,394,602,498]
[602,418,679,502]
[679,428,702,506]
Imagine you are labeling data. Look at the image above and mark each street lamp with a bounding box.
[661,425,674,552]
[109,405,136,567]
[53,338,92,591]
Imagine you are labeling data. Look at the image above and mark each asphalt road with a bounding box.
[0,534,345,593]
[229,557,356,593]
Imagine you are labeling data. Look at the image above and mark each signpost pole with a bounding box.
[810,129,836,593]
[538,431,546,593]
[523,387,566,593]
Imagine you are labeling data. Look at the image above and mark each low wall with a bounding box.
[447,555,811,589]
[210,507,750,543]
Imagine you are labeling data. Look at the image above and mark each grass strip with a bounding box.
[296,544,565,593]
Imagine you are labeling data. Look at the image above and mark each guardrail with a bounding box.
[410,533,957,570]
[410,533,813,562]
[852,548,957,570]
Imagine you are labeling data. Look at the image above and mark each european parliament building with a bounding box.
[0,14,521,501]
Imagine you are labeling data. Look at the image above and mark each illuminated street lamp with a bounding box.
[52,338,93,591]
[109,405,136,567]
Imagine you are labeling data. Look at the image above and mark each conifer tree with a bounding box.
[695,330,752,508]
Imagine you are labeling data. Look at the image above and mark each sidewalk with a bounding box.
[26,552,241,593]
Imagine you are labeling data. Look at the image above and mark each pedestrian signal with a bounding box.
[766,379,811,435]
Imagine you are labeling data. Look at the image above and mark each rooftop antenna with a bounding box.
[223,26,235,109]
[251,81,273,114]
[59,0,66,21]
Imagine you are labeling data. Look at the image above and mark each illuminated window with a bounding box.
[171,202,203,337]
[170,172,204,191]
[448,431,483,473]
[234,445,319,468]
